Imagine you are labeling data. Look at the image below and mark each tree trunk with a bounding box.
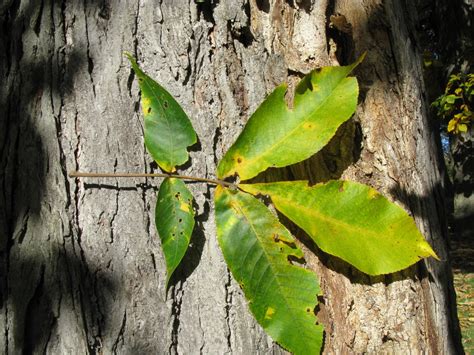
[0,0,462,353]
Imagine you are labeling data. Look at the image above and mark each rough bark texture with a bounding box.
[0,0,461,354]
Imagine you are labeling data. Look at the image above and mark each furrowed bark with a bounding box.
[0,0,461,353]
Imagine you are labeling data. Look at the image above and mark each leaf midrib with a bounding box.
[233,76,352,179]
[232,194,318,343]
[159,179,181,271]
[271,192,394,243]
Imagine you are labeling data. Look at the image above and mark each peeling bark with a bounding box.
[0,0,461,353]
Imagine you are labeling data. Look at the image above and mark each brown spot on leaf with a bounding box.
[163,100,169,109]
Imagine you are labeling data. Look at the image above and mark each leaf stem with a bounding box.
[68,171,236,188]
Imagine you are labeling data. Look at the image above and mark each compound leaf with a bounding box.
[156,178,195,286]
[240,180,438,275]
[215,186,323,354]
[126,53,197,172]
[217,55,364,181]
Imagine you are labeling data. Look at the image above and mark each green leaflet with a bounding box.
[215,186,323,355]
[240,180,438,275]
[155,178,195,286]
[217,55,364,181]
[126,53,197,172]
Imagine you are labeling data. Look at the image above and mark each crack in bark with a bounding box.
[1,5,23,349]
[109,158,120,244]
[142,174,152,215]
[183,40,193,86]
[83,0,95,98]
[132,0,140,59]
[150,252,157,271]
[169,284,184,354]
[33,0,44,36]
[224,269,233,352]
[23,264,45,354]
[56,0,82,332]
[73,108,84,256]
[77,287,95,354]
[111,311,127,353]
[386,27,401,84]
[72,99,96,351]
[197,302,205,354]
[91,269,105,348]
[53,60,71,211]
[192,24,205,80]
[197,0,217,25]
[15,212,29,244]
[41,278,62,354]
[212,126,222,166]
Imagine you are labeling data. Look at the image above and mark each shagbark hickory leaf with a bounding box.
[155,178,195,286]
[240,180,438,276]
[217,55,364,181]
[215,186,323,355]
[126,53,197,172]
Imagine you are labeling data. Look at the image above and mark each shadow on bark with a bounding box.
[0,1,126,353]
[10,244,119,353]
[167,187,210,287]
[389,181,474,275]
[82,180,209,289]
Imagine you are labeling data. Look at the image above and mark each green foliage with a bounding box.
[127,54,197,286]
[155,178,195,286]
[432,73,473,134]
[215,186,323,354]
[240,180,438,275]
[127,54,437,354]
[126,53,197,172]
[217,55,364,181]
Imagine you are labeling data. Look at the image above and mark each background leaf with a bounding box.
[214,186,323,354]
[217,56,364,181]
[240,180,438,275]
[126,53,197,172]
[156,178,195,286]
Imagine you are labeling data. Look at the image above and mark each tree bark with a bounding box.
[0,0,462,354]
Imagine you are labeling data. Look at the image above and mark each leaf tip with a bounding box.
[416,237,439,260]
[357,51,367,64]
[124,52,143,76]
[123,51,138,68]
[428,246,440,261]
